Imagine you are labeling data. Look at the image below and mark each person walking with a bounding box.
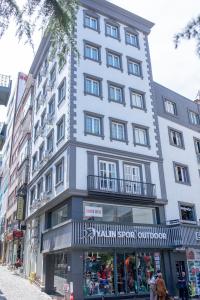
[149,272,158,300]
[177,271,188,300]
[156,272,167,300]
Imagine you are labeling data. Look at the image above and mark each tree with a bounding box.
[174,15,200,57]
[0,0,79,61]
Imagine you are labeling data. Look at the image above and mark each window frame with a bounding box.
[55,158,64,186]
[108,81,125,105]
[106,49,123,71]
[188,110,200,126]
[50,63,57,86]
[84,73,103,99]
[48,94,55,116]
[57,114,65,143]
[45,169,53,193]
[32,152,38,172]
[125,27,139,48]
[168,127,185,149]
[58,77,66,105]
[173,162,191,185]
[39,142,45,163]
[127,56,143,78]
[84,111,104,138]
[194,137,200,155]
[178,201,197,223]
[30,186,36,205]
[47,129,54,153]
[129,88,146,111]
[34,121,39,142]
[105,20,120,40]
[83,40,101,64]
[83,10,100,32]
[109,117,128,144]
[41,109,46,129]
[132,123,150,148]
[37,178,43,200]
[163,98,177,116]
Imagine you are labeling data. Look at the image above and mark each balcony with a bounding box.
[0,74,11,106]
[87,175,156,202]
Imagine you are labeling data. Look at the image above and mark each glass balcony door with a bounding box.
[99,161,117,192]
[124,165,141,195]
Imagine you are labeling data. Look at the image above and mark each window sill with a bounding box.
[128,72,143,79]
[57,97,66,108]
[85,132,104,139]
[134,142,151,149]
[175,180,191,186]
[84,56,102,65]
[131,105,147,112]
[110,138,128,145]
[107,65,123,72]
[108,98,125,106]
[56,136,65,145]
[84,91,103,100]
[105,34,120,41]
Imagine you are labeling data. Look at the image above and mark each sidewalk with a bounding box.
[0,266,52,300]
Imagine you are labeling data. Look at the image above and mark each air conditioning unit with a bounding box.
[46,113,54,125]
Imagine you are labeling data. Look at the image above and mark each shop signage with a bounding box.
[16,196,25,221]
[85,227,167,240]
[84,206,103,218]
[13,230,23,238]
[196,232,200,241]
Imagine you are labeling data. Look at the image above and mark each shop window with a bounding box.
[83,202,156,225]
[83,251,161,296]
[53,253,68,296]
[83,252,115,297]
[180,204,196,222]
[51,203,68,227]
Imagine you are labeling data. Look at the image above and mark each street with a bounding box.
[0,266,52,300]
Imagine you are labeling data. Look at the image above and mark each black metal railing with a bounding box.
[87,175,156,198]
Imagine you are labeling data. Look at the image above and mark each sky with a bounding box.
[0,0,199,122]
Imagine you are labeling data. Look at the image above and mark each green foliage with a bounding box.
[174,15,200,57]
[0,0,79,61]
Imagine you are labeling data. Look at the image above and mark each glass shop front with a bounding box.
[83,250,161,298]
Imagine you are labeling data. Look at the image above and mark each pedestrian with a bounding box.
[177,271,188,300]
[156,271,167,300]
[149,272,158,300]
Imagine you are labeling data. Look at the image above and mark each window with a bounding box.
[133,126,149,146]
[47,130,54,153]
[85,113,102,136]
[169,128,184,148]
[180,204,196,222]
[189,111,200,125]
[37,179,43,200]
[108,83,124,104]
[32,153,37,172]
[107,51,122,70]
[45,170,52,193]
[39,143,44,162]
[174,163,190,184]
[85,75,101,97]
[57,115,65,142]
[125,31,139,47]
[84,42,100,62]
[58,78,66,104]
[128,59,142,77]
[105,23,119,39]
[111,120,126,142]
[30,187,36,205]
[43,57,49,74]
[50,64,56,85]
[56,159,64,185]
[84,14,98,31]
[48,95,55,116]
[164,99,177,115]
[34,121,39,141]
[194,138,200,155]
[130,90,145,110]
[36,93,41,112]
[37,70,42,86]
[42,80,47,97]
[51,204,68,227]
[41,110,46,128]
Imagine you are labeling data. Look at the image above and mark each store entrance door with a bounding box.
[176,260,186,277]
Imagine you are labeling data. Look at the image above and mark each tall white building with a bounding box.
[24,1,168,299]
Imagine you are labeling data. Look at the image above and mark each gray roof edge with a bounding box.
[80,0,154,34]
[153,81,195,103]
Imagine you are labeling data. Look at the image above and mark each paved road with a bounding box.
[0,266,52,300]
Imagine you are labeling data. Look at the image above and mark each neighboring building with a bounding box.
[24,1,168,299]
[4,72,27,264]
[0,74,12,106]
[154,82,200,297]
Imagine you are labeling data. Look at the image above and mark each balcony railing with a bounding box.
[0,74,11,106]
[87,175,156,199]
